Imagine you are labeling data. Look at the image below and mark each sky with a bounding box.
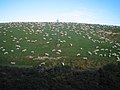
[0,0,120,26]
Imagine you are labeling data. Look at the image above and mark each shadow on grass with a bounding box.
[0,62,120,90]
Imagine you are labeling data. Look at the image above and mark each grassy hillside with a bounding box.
[0,22,120,68]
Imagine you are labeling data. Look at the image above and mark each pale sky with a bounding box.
[0,0,120,26]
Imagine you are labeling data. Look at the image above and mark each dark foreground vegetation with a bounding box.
[0,62,120,90]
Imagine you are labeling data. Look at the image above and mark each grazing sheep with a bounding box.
[116,57,120,62]
[3,40,6,43]
[29,56,33,59]
[61,62,65,66]
[31,51,34,54]
[0,47,3,49]
[31,40,37,43]
[57,44,60,47]
[43,37,46,40]
[52,49,56,52]
[83,57,88,60]
[77,53,80,56]
[16,41,19,43]
[99,54,103,57]
[96,46,99,49]
[46,41,50,44]
[10,62,15,65]
[58,49,62,53]
[2,49,5,52]
[16,45,20,48]
[45,53,49,56]
[4,52,8,55]
[27,40,30,42]
[11,50,14,52]
[68,36,71,39]
[80,48,83,50]
[104,54,107,57]
[56,52,60,55]
[22,49,27,52]
[70,43,73,46]
[88,51,92,55]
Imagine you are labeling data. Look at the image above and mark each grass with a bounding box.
[0,22,120,68]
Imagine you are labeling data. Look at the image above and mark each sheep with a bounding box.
[28,56,33,59]
[83,57,88,60]
[105,49,108,51]
[4,52,8,55]
[27,40,30,42]
[104,54,107,57]
[116,57,120,62]
[12,39,15,42]
[96,46,99,49]
[25,37,28,39]
[31,51,34,54]
[10,62,16,65]
[22,49,27,52]
[45,53,49,56]
[46,41,50,44]
[63,40,66,43]
[16,45,20,48]
[16,41,19,43]
[61,62,65,66]
[112,53,117,56]
[99,54,103,57]
[88,51,92,55]
[108,53,111,57]
[68,36,71,39]
[57,44,60,47]
[2,49,5,52]
[56,52,60,55]
[70,43,73,46]
[0,47,3,49]
[11,50,14,52]
[16,48,20,50]
[77,53,80,56]
[43,37,46,40]
[41,62,46,65]
[80,48,83,50]
[52,49,56,52]
[3,40,6,43]
[101,48,104,51]
[58,49,62,53]
[31,40,37,43]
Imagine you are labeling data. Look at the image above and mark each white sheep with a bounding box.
[83,57,88,60]
[77,53,80,56]
[88,51,92,55]
[56,52,60,55]
[41,62,46,65]
[116,57,120,62]
[0,47,3,49]
[31,51,34,54]
[52,49,56,52]
[10,62,16,65]
[45,53,49,56]
[61,62,65,66]
[3,40,6,43]
[11,50,14,52]
[70,43,73,46]
[22,49,27,52]
[4,52,8,55]
[2,49,5,52]
[58,49,62,53]
[99,54,103,57]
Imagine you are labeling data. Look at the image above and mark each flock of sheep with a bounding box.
[0,22,120,65]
